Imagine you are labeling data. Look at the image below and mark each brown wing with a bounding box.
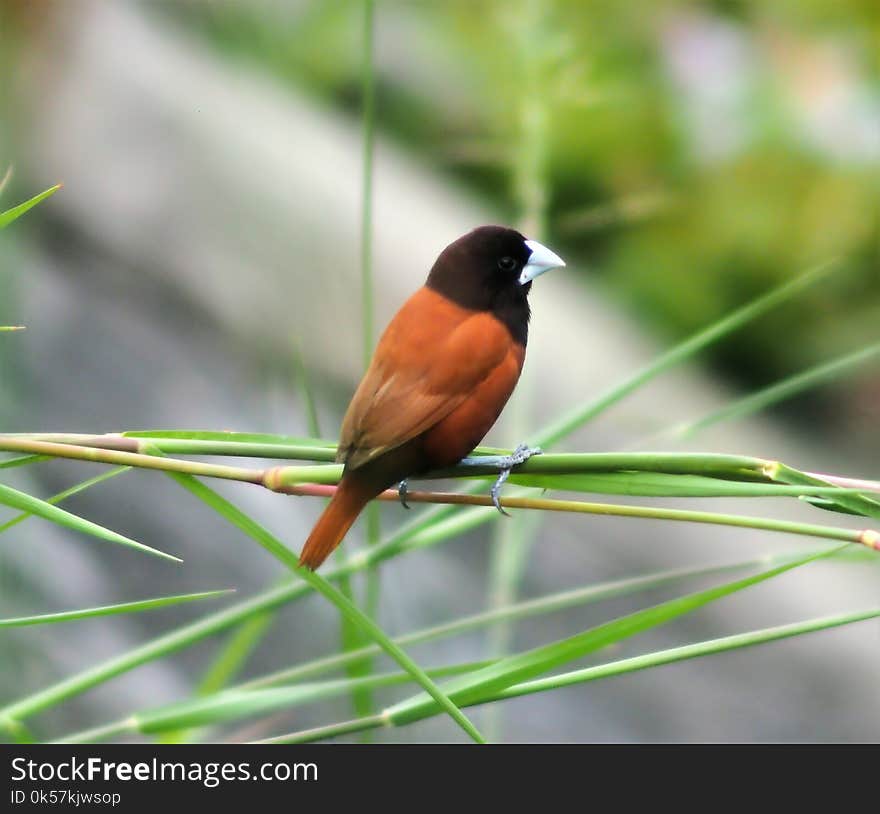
[338,286,518,470]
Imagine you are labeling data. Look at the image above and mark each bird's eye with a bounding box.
[498,256,517,272]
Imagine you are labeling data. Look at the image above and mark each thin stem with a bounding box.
[255,714,386,745]
[240,555,780,689]
[533,258,840,449]
[259,605,880,743]
[265,482,879,548]
[361,0,376,370]
[0,438,876,548]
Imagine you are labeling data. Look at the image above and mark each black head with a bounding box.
[425,225,565,346]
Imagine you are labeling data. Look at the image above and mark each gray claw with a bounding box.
[488,443,541,516]
[490,470,511,516]
[397,479,411,509]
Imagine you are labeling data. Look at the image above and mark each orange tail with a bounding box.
[299,474,379,570]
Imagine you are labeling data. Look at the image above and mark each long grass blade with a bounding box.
[0,184,62,228]
[166,472,486,743]
[0,482,179,562]
[534,258,840,449]
[260,604,879,743]
[384,545,843,725]
[243,551,814,689]
[0,467,130,536]
[55,662,487,744]
[0,454,48,469]
[0,591,233,628]
[674,342,880,440]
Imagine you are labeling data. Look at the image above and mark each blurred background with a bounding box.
[0,0,877,742]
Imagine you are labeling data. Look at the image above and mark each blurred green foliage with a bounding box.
[168,1,879,403]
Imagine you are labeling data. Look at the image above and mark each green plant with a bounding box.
[2,4,878,743]
[1,256,878,743]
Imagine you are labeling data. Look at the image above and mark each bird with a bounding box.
[299,225,565,570]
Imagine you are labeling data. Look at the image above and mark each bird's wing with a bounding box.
[338,287,516,470]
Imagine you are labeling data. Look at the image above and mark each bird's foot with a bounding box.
[477,443,542,516]
[397,479,411,510]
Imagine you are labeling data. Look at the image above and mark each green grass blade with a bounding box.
[769,464,880,522]
[182,338,328,726]
[0,184,61,229]
[0,166,12,196]
[360,0,376,369]
[166,472,485,743]
[384,544,844,725]
[265,605,880,743]
[0,454,48,469]
[122,429,337,448]
[506,470,877,499]
[291,344,322,440]
[0,326,26,332]
[0,591,233,628]
[93,662,486,741]
[492,606,880,703]
[0,482,180,562]
[0,581,310,724]
[256,715,385,745]
[359,0,380,726]
[675,342,880,440]
[198,613,276,696]
[534,258,840,449]
[0,467,130,536]
[245,553,803,689]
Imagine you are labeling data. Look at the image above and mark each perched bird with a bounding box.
[299,225,565,570]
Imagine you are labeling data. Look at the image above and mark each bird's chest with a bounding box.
[420,342,525,468]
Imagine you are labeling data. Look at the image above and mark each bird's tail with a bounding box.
[299,473,378,570]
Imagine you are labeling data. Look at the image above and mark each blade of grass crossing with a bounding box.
[166,471,486,743]
[534,258,840,450]
[258,604,879,743]
[384,544,846,725]
[0,184,61,229]
[676,342,880,440]
[0,591,233,627]
[0,482,179,562]
[0,467,130,536]
[358,0,381,728]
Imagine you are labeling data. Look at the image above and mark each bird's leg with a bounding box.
[459,443,542,516]
[397,479,411,510]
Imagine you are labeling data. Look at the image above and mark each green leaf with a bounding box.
[0,455,48,470]
[0,591,234,627]
[243,549,835,688]
[165,470,486,743]
[0,482,180,562]
[0,184,61,229]
[0,467,129,536]
[534,258,840,449]
[493,606,880,703]
[137,662,481,735]
[0,166,12,197]
[507,470,878,499]
[770,464,880,523]
[0,581,310,724]
[676,342,880,440]
[123,429,337,447]
[261,605,880,744]
[385,544,844,725]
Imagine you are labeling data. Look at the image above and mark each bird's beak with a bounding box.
[520,239,566,285]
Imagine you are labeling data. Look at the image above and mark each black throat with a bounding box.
[426,277,530,347]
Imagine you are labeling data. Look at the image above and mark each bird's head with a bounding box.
[426,225,566,311]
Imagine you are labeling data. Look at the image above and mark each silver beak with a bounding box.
[520,239,566,285]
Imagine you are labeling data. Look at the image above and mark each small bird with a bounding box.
[299,225,565,570]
